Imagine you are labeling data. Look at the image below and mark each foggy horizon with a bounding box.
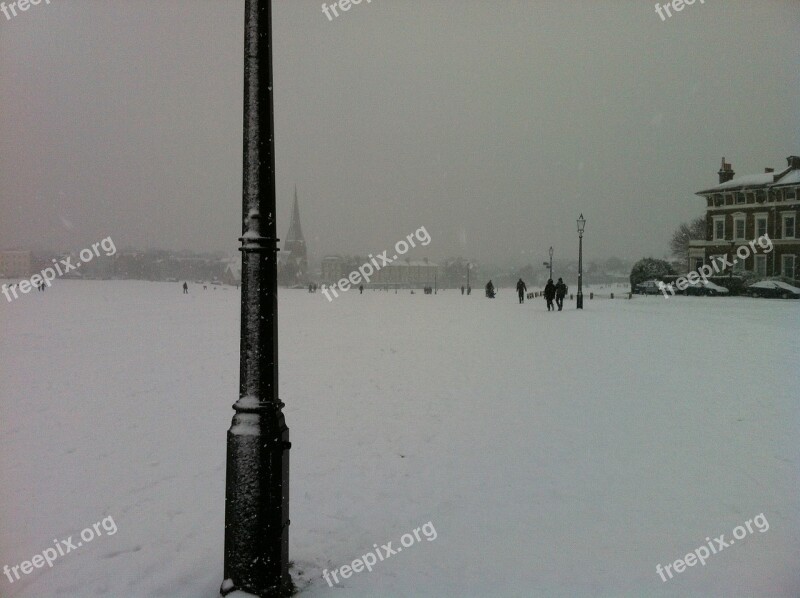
[2,1,798,265]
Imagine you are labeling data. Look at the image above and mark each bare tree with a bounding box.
[670,216,707,258]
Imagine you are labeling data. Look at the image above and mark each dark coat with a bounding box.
[544,281,556,300]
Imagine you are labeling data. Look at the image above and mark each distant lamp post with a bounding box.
[729,240,736,282]
[576,214,586,309]
[548,246,554,280]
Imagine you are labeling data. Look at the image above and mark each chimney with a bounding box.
[787,156,800,170]
[717,157,735,184]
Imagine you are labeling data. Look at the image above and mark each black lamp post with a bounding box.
[548,246,554,280]
[576,214,586,309]
[222,1,293,596]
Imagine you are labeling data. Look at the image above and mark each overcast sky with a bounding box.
[1,0,798,265]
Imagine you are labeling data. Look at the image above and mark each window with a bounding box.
[734,216,746,240]
[756,190,766,203]
[713,217,725,241]
[693,258,704,271]
[755,215,768,238]
[754,255,767,276]
[782,213,796,239]
[714,194,723,206]
[736,192,746,204]
[782,255,796,278]
[786,188,797,201]
[725,194,733,205]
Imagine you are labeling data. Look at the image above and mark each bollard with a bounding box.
[590,292,593,300]
[610,293,614,299]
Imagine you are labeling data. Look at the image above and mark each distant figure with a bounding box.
[516,278,527,304]
[544,279,556,311]
[467,285,471,295]
[359,284,364,294]
[555,278,567,311]
[461,285,465,295]
[203,285,207,290]
[485,280,495,299]
[183,282,189,294]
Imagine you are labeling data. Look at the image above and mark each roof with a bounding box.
[772,169,800,187]
[697,173,775,194]
[696,165,800,194]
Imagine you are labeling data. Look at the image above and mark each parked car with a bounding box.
[747,280,800,299]
[684,280,729,296]
[635,280,663,295]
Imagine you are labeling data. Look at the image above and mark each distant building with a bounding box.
[321,255,349,284]
[690,156,799,281]
[0,250,31,278]
[322,255,438,288]
[223,258,241,285]
[279,186,308,286]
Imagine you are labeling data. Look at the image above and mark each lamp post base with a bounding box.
[223,401,293,598]
[576,293,583,309]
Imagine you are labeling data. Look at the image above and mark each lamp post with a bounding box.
[729,239,735,282]
[222,1,293,596]
[548,246,553,280]
[576,214,586,309]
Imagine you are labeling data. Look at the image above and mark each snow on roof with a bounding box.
[697,173,775,194]
[697,166,800,194]
[773,169,800,187]
[750,280,800,292]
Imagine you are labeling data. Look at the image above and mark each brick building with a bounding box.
[689,156,799,282]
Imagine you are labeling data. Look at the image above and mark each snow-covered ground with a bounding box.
[1,280,798,597]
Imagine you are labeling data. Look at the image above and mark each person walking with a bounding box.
[182,282,189,294]
[461,285,465,295]
[485,280,495,298]
[555,277,567,311]
[544,279,556,311]
[359,284,364,294]
[516,278,527,304]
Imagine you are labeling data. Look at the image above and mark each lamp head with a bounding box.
[577,213,586,234]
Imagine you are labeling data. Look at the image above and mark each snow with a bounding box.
[1,281,798,597]
[697,174,775,193]
[750,280,800,293]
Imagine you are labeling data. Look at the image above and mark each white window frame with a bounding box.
[733,214,746,240]
[782,212,796,239]
[785,187,797,201]
[755,213,768,238]
[754,255,767,276]
[782,254,796,278]
[713,216,726,241]
[736,192,746,204]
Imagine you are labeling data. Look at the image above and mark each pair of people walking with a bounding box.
[544,278,567,311]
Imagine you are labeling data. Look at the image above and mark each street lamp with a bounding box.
[222,1,293,596]
[576,214,586,309]
[548,246,553,280]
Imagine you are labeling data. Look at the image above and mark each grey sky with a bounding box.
[1,0,798,265]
